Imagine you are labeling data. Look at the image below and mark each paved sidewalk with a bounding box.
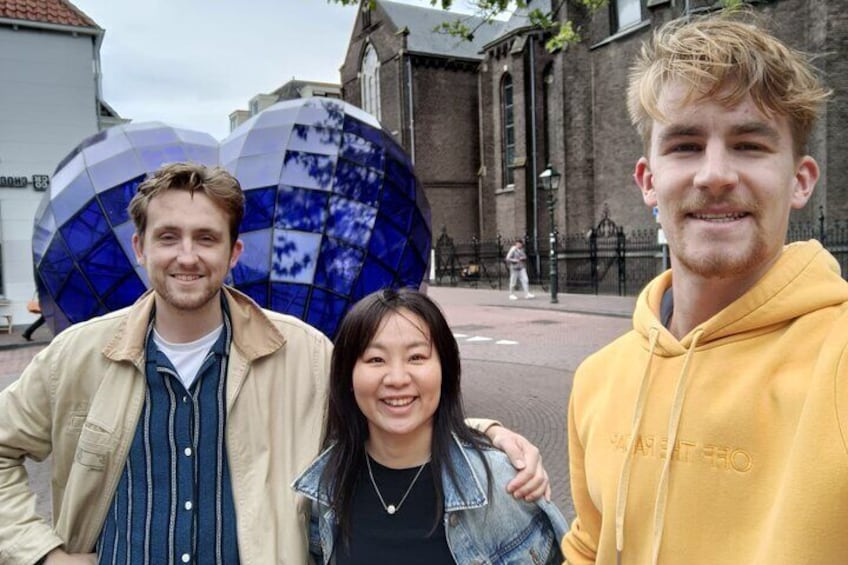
[426,283,636,319]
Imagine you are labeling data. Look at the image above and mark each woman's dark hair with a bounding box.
[321,287,492,540]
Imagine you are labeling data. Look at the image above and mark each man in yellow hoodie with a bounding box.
[562,13,848,565]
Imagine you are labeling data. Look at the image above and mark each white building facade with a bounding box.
[0,0,121,329]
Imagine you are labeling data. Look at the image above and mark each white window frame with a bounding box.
[361,43,381,120]
[614,0,642,31]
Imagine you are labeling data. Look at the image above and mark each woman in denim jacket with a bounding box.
[292,288,566,564]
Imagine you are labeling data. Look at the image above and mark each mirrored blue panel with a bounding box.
[52,170,96,227]
[232,229,271,285]
[270,282,309,320]
[219,132,248,169]
[378,179,414,232]
[333,160,381,207]
[368,218,407,271]
[80,235,135,296]
[39,236,73,297]
[352,260,397,299]
[340,132,384,171]
[241,125,290,157]
[241,187,277,232]
[137,143,189,172]
[280,151,335,191]
[397,245,428,287]
[270,230,321,284]
[274,186,328,232]
[56,268,101,323]
[237,281,269,309]
[99,175,145,227]
[124,123,180,147]
[295,98,344,131]
[327,196,376,248]
[288,124,342,156]
[314,237,364,295]
[183,144,219,168]
[50,151,87,199]
[59,198,111,261]
[103,273,147,311]
[343,114,384,147]
[87,149,145,194]
[234,153,285,191]
[81,129,132,166]
[306,289,349,339]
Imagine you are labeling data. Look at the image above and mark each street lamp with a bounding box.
[539,164,561,304]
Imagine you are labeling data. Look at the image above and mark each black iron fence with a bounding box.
[432,209,848,296]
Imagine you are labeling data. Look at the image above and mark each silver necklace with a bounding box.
[365,454,428,515]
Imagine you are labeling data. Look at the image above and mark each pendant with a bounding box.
[387,504,397,515]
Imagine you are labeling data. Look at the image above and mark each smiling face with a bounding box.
[634,82,818,285]
[132,189,243,331]
[352,309,442,457]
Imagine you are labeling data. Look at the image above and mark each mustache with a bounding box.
[671,197,761,215]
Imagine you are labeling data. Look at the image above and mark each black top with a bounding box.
[334,458,454,564]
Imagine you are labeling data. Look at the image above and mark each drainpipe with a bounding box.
[528,35,540,278]
[477,59,486,237]
[406,54,416,164]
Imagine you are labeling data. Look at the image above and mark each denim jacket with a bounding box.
[291,433,567,564]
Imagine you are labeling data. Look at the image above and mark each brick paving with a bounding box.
[0,285,635,526]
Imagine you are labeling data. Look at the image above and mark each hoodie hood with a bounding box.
[633,240,848,355]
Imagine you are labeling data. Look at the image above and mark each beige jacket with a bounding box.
[0,287,333,564]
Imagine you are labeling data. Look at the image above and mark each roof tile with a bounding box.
[0,0,99,28]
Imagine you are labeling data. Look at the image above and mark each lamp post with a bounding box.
[539,164,561,304]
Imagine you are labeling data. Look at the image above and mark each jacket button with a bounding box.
[448,514,459,527]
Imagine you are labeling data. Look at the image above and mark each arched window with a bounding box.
[361,43,381,120]
[501,74,515,187]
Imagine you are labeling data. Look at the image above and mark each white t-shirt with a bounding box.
[152,325,223,390]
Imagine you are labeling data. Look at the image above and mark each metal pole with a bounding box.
[548,191,559,303]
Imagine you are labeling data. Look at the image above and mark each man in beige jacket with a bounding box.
[0,162,549,564]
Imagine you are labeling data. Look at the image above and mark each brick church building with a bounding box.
[340,0,848,254]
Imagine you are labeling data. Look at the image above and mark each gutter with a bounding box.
[0,18,102,37]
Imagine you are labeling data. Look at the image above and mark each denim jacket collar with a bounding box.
[291,432,489,512]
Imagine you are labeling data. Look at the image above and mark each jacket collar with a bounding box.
[291,433,488,512]
[101,286,287,366]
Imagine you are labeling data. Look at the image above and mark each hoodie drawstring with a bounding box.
[615,327,704,565]
[615,327,660,565]
[651,328,703,564]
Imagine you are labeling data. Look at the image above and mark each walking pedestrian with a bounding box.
[22,297,45,341]
[505,239,534,300]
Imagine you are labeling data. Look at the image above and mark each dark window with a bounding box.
[502,74,515,187]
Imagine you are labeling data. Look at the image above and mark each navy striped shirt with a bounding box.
[97,303,239,564]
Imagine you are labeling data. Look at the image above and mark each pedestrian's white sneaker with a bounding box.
[525,293,535,299]
[509,294,518,300]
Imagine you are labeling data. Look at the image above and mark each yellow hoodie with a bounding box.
[562,241,848,564]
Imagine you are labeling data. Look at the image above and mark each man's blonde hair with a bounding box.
[627,13,831,155]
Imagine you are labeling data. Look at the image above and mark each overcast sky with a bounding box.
[72,0,482,141]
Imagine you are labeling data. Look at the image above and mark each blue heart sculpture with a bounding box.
[32,98,431,338]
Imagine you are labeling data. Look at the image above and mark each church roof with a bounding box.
[379,0,504,60]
